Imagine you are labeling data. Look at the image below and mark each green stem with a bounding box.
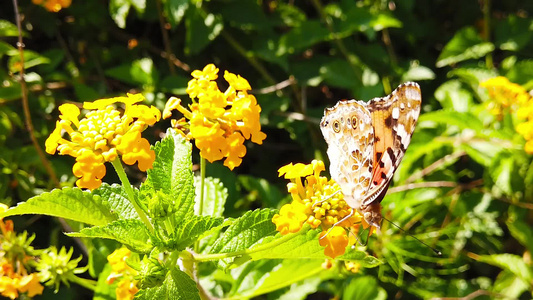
[194,158,207,253]
[191,229,307,262]
[68,274,97,291]
[111,159,154,233]
[482,0,493,69]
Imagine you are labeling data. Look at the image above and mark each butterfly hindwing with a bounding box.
[361,82,422,207]
[320,100,374,209]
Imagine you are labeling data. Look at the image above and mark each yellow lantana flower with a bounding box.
[273,160,366,258]
[163,64,267,170]
[481,77,533,153]
[32,0,71,12]
[106,248,139,300]
[45,94,161,190]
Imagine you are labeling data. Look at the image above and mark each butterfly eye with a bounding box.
[333,120,341,133]
[352,117,358,129]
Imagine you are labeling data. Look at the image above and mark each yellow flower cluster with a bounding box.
[272,160,369,258]
[32,0,71,12]
[163,64,266,170]
[0,204,43,299]
[481,77,533,153]
[107,248,138,300]
[46,94,161,190]
[481,76,531,119]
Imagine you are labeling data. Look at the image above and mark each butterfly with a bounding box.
[319,82,421,231]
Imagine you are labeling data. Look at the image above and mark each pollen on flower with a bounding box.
[45,94,161,190]
[273,160,367,259]
[163,64,267,170]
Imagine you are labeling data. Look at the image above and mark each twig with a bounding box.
[405,151,466,184]
[431,289,509,300]
[109,28,190,72]
[155,0,176,75]
[389,181,457,194]
[12,0,60,188]
[276,111,321,125]
[12,1,89,256]
[252,77,296,94]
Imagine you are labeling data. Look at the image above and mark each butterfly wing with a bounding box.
[361,82,422,208]
[320,100,374,209]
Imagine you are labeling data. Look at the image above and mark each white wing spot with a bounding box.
[392,107,400,119]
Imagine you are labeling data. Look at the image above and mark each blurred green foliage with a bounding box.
[1,0,533,299]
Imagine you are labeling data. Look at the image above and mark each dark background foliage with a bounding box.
[1,0,533,299]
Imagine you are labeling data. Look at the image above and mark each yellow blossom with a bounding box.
[319,226,349,259]
[0,259,43,299]
[273,160,367,259]
[163,64,266,170]
[116,279,139,300]
[481,77,533,154]
[45,94,161,190]
[32,0,71,12]
[106,248,139,300]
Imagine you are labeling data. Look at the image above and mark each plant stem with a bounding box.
[194,158,207,253]
[111,159,154,233]
[482,0,493,69]
[12,0,60,189]
[191,229,307,262]
[68,274,97,291]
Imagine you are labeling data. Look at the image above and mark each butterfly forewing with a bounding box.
[362,82,422,207]
[320,100,374,209]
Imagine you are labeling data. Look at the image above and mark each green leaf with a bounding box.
[160,75,189,95]
[278,21,330,55]
[109,0,132,29]
[477,254,533,284]
[94,264,116,300]
[436,26,494,67]
[209,209,277,267]
[320,59,361,90]
[247,229,380,266]
[506,60,533,89]
[8,50,50,71]
[0,41,15,59]
[433,80,473,112]
[344,276,387,300]
[217,0,270,30]
[237,175,282,208]
[0,20,24,37]
[0,187,116,226]
[165,0,189,27]
[227,259,326,299]
[167,215,224,251]
[92,183,139,220]
[402,63,435,82]
[494,15,533,51]
[142,129,195,221]
[136,268,200,300]
[185,6,223,55]
[105,58,159,88]
[195,177,227,217]
[418,110,484,133]
[67,219,153,253]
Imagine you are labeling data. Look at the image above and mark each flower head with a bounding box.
[32,0,71,12]
[46,94,161,190]
[35,246,86,292]
[106,248,139,300]
[273,160,367,258]
[163,64,266,170]
[481,77,533,153]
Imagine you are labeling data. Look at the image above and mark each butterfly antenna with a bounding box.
[319,208,354,240]
[382,216,442,256]
[312,190,341,208]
